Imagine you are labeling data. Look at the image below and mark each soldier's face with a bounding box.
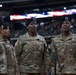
[61,21,71,32]
[1,26,10,38]
[27,21,37,33]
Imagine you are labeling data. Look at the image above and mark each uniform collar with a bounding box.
[26,32,39,39]
[60,33,72,41]
[0,34,4,41]
[0,34,8,42]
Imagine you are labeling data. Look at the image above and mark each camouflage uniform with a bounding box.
[50,34,76,75]
[15,32,49,75]
[0,34,18,75]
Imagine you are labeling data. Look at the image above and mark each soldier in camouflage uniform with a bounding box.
[0,21,19,75]
[15,18,49,75]
[50,17,76,75]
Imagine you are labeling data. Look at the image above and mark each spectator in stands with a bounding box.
[71,18,76,33]
[50,17,76,75]
[15,18,49,75]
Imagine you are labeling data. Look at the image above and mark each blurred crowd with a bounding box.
[10,16,76,39]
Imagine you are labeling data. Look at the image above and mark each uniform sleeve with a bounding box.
[11,44,20,75]
[72,37,76,69]
[50,40,56,74]
[14,38,23,64]
[43,38,50,73]
[72,35,76,63]
[0,42,7,74]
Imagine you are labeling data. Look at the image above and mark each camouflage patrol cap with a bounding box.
[26,17,37,26]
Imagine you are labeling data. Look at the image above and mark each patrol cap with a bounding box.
[26,17,37,26]
[61,17,71,23]
[1,22,9,29]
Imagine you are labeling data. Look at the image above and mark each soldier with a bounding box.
[50,17,76,75]
[15,18,49,75]
[0,19,19,75]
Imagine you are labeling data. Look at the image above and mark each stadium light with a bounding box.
[0,4,2,7]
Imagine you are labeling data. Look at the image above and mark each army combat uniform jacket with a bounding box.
[0,35,18,75]
[50,34,76,75]
[15,32,49,74]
